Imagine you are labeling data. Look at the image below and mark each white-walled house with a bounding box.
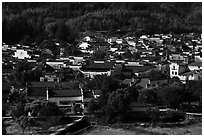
[49,89,83,114]
[78,42,90,49]
[116,39,123,44]
[188,62,202,71]
[180,70,202,81]
[40,74,60,82]
[169,62,188,78]
[169,61,202,83]
[46,61,66,70]
[80,61,115,78]
[108,37,117,44]
[194,55,202,62]
[13,49,30,59]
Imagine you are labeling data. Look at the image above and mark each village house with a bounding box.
[134,77,150,88]
[78,42,90,50]
[46,60,67,70]
[80,61,115,78]
[179,70,202,83]
[40,73,61,82]
[108,37,118,44]
[194,53,202,62]
[83,35,97,42]
[169,61,189,78]
[149,78,168,87]
[48,89,83,114]
[27,81,84,114]
[188,62,202,71]
[13,49,30,60]
[121,65,154,78]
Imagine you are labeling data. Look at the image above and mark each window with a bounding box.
[175,71,177,75]
[172,66,176,70]
[172,71,174,75]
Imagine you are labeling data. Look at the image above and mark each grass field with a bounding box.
[5,117,202,135]
[83,122,202,135]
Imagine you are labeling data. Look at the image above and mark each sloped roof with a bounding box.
[180,70,201,76]
[121,79,133,85]
[51,89,81,97]
[27,87,47,97]
[188,62,202,67]
[170,60,187,65]
[81,62,115,71]
[28,81,79,89]
[27,87,82,97]
[123,66,153,73]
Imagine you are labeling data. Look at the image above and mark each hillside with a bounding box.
[2,2,202,43]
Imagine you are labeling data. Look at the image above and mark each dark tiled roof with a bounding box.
[27,87,47,97]
[188,62,202,67]
[123,66,153,73]
[180,70,201,76]
[90,42,110,47]
[81,62,115,71]
[28,81,79,89]
[170,60,187,65]
[51,89,82,97]
[27,88,82,97]
[139,56,161,62]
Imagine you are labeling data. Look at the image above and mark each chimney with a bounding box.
[46,87,49,100]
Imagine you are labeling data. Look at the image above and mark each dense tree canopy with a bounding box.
[157,85,185,108]
[2,2,202,43]
[138,89,157,104]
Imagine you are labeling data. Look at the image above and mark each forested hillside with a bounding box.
[2,2,202,43]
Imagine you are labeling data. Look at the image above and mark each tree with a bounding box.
[185,80,202,104]
[18,116,29,134]
[65,22,79,44]
[132,52,141,60]
[2,119,7,135]
[20,35,32,45]
[106,88,129,123]
[55,22,67,41]
[8,88,31,134]
[157,85,185,108]
[25,100,64,117]
[88,98,99,113]
[82,75,120,114]
[138,89,157,104]
[107,88,129,114]
[127,86,140,102]
[45,22,57,37]
[40,39,58,57]
[35,15,43,35]
[24,100,66,129]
